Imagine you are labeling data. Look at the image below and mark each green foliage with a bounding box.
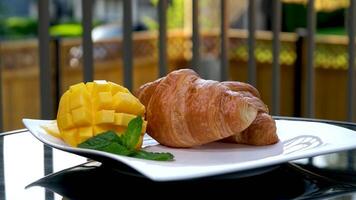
[282,3,345,33]
[50,20,103,37]
[78,117,174,161]
[317,27,346,36]
[0,17,37,39]
[50,24,82,37]
[144,0,185,30]
[167,0,184,29]
[282,3,307,32]
[143,16,159,30]
[0,16,104,39]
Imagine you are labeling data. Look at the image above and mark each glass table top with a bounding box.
[0,117,355,200]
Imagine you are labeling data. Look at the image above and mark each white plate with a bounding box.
[23,118,356,181]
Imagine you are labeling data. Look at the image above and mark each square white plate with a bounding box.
[23,118,356,181]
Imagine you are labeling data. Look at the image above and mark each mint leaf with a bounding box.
[77,118,175,162]
[99,143,133,156]
[78,131,133,156]
[78,131,119,149]
[119,116,143,150]
[132,150,174,161]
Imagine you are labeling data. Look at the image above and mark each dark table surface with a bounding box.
[0,117,356,200]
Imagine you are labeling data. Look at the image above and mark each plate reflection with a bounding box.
[27,162,356,200]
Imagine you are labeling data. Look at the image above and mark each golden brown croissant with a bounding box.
[135,69,278,147]
[221,82,278,145]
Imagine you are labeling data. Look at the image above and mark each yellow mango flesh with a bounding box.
[56,80,147,147]
[41,121,61,139]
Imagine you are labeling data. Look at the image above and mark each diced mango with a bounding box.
[109,81,130,95]
[113,92,145,116]
[86,82,94,94]
[69,82,87,93]
[57,91,70,118]
[72,107,92,126]
[114,113,136,126]
[70,89,90,110]
[93,124,116,136]
[55,80,147,147]
[61,129,78,147]
[78,126,93,143]
[95,110,115,124]
[114,126,127,135]
[58,113,74,130]
[92,80,111,94]
[114,113,147,133]
[94,92,113,110]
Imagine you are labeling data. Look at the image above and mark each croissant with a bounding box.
[221,81,278,145]
[135,69,278,147]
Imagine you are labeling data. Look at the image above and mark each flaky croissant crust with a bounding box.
[136,69,278,147]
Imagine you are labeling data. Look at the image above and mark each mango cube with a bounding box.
[70,89,90,110]
[93,124,116,136]
[94,92,113,110]
[109,82,130,95]
[114,126,127,135]
[58,113,74,130]
[93,80,111,94]
[114,113,136,126]
[114,113,147,133]
[69,82,86,93]
[86,82,94,94]
[71,107,92,126]
[61,129,78,147]
[57,92,70,115]
[78,127,93,143]
[113,92,145,116]
[95,110,115,124]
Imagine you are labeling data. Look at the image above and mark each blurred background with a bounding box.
[0,0,354,131]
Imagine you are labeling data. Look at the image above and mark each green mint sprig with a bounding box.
[78,117,174,161]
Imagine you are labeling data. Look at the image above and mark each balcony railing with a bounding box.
[0,0,355,199]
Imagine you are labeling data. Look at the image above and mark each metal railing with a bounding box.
[18,0,356,124]
[47,0,356,165]
[348,0,356,170]
[0,1,355,199]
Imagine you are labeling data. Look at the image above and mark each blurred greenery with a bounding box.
[282,3,346,34]
[143,0,185,30]
[50,20,103,37]
[50,23,82,37]
[0,17,37,39]
[317,27,346,35]
[0,16,105,39]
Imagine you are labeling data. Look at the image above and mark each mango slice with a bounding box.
[56,80,147,147]
[41,121,61,139]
